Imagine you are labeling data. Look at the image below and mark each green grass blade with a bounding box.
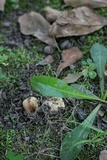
[60,104,101,160]
[31,76,101,101]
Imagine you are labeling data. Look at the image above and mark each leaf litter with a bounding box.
[63,72,83,84]
[64,0,107,8]
[18,2,107,79]
[18,11,57,47]
[56,47,82,76]
[1,1,107,160]
[0,0,6,11]
[50,6,107,38]
[36,55,54,66]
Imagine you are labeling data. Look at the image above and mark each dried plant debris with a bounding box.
[36,55,54,66]
[63,72,83,84]
[99,150,107,160]
[50,6,107,38]
[42,97,65,112]
[18,11,57,47]
[22,97,38,114]
[64,0,107,8]
[44,6,61,23]
[57,47,82,76]
[0,0,6,11]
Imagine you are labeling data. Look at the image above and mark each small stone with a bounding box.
[79,36,85,42]
[4,116,9,122]
[98,110,105,117]
[7,122,12,128]
[44,46,54,54]
[17,123,23,130]
[25,136,30,141]
[60,40,73,50]
[2,22,11,28]
[24,39,30,48]
[99,150,107,160]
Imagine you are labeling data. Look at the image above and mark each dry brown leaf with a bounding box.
[0,0,6,11]
[44,6,61,23]
[56,47,82,76]
[36,55,54,66]
[18,11,57,47]
[64,0,107,8]
[63,72,83,84]
[50,6,107,38]
[99,150,107,160]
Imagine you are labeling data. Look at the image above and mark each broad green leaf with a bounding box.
[30,76,102,101]
[60,104,101,160]
[15,154,23,160]
[6,151,23,160]
[6,151,15,160]
[90,43,107,96]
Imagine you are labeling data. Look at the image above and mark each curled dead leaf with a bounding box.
[18,11,57,47]
[44,6,61,23]
[50,6,107,38]
[36,55,54,66]
[63,72,83,84]
[23,97,38,114]
[57,47,82,76]
[0,0,6,11]
[64,0,107,8]
[42,97,65,112]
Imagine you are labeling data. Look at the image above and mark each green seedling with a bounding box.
[30,43,107,160]
[6,151,23,160]
[82,58,97,79]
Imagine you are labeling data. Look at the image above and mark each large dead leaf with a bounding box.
[64,0,107,8]
[63,72,83,84]
[0,0,6,11]
[50,6,107,38]
[18,11,57,47]
[44,6,61,23]
[57,47,82,76]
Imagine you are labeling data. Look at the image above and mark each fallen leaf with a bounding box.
[44,6,61,23]
[22,97,38,114]
[99,150,107,160]
[63,72,83,84]
[57,47,82,76]
[64,0,107,8]
[18,11,57,47]
[0,0,6,11]
[50,6,107,38]
[42,97,65,111]
[36,55,54,66]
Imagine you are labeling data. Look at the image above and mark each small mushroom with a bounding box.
[22,97,38,114]
[42,97,65,112]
